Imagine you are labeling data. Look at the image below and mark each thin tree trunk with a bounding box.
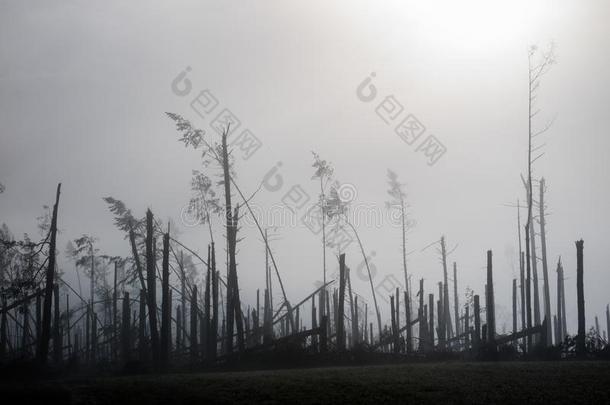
[37,183,60,365]
[145,210,160,366]
[575,240,585,356]
[440,237,453,339]
[53,284,61,363]
[486,250,496,350]
[473,294,481,351]
[453,262,459,338]
[138,289,147,362]
[190,285,198,361]
[539,177,552,345]
[160,230,170,368]
[337,254,346,351]
[428,293,435,347]
[121,292,131,363]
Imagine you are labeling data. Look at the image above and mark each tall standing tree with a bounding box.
[524,43,555,349]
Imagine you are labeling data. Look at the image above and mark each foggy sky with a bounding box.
[1,0,609,333]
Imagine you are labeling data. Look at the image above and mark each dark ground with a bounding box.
[3,361,610,404]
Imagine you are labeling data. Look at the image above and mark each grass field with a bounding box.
[3,361,610,404]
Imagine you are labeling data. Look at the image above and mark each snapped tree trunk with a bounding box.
[145,210,160,366]
[121,292,131,363]
[539,177,552,345]
[37,183,61,365]
[575,239,585,356]
[486,250,496,350]
[337,254,346,351]
[160,230,171,368]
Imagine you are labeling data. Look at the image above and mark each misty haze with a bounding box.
[1,1,609,404]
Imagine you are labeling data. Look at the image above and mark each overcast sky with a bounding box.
[1,0,609,332]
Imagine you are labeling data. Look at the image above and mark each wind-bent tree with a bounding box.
[311,152,334,323]
[385,169,414,350]
[325,183,382,340]
[67,235,100,305]
[167,113,295,335]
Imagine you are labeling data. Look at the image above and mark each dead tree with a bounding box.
[53,284,61,363]
[559,259,567,340]
[486,250,496,349]
[390,296,398,353]
[428,293,435,346]
[211,245,218,360]
[347,268,358,346]
[539,177,552,344]
[112,261,118,360]
[404,290,412,353]
[606,304,609,346]
[204,245,211,358]
[145,210,160,366]
[520,251,526,350]
[473,294,481,351]
[437,282,445,349]
[190,285,198,361]
[1,300,6,360]
[160,229,171,367]
[37,183,61,365]
[555,258,563,343]
[121,292,131,363]
[221,129,244,355]
[440,237,453,339]
[337,254,346,351]
[453,262,460,338]
[512,279,517,345]
[138,289,147,362]
[524,44,555,345]
[575,239,585,356]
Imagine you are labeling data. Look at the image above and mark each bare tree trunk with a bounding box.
[204,245,211,359]
[556,258,563,344]
[53,284,61,363]
[606,304,609,347]
[525,224,533,352]
[91,311,97,364]
[453,262,460,339]
[37,183,60,365]
[404,291,412,353]
[539,178,552,345]
[160,230,170,368]
[428,293,435,347]
[138,289,147,362]
[121,292,131,363]
[390,295,398,353]
[337,254,346,351]
[575,240,585,356]
[347,268,358,346]
[211,245,218,360]
[1,300,7,360]
[438,282,445,349]
[560,262,567,339]
[486,250,496,350]
[520,251,526,349]
[179,252,186,353]
[473,294,481,351]
[113,261,118,360]
[145,210,160,366]
[190,285,198,361]
[512,279,517,346]
[440,237,453,339]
